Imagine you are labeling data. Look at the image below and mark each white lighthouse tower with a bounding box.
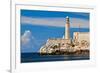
[65,16,70,39]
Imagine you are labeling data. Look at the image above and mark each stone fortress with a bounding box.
[39,16,89,55]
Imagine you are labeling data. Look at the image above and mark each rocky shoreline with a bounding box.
[40,49,89,56]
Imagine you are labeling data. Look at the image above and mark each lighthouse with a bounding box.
[65,16,70,39]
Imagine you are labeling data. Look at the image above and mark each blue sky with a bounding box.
[21,10,89,19]
[21,9,89,53]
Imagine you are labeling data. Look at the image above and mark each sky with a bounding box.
[20,9,89,53]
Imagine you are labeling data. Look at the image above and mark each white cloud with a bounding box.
[70,18,89,28]
[21,16,65,27]
[21,16,89,28]
[21,30,32,45]
[21,30,35,52]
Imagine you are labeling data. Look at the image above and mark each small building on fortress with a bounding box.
[39,16,89,54]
